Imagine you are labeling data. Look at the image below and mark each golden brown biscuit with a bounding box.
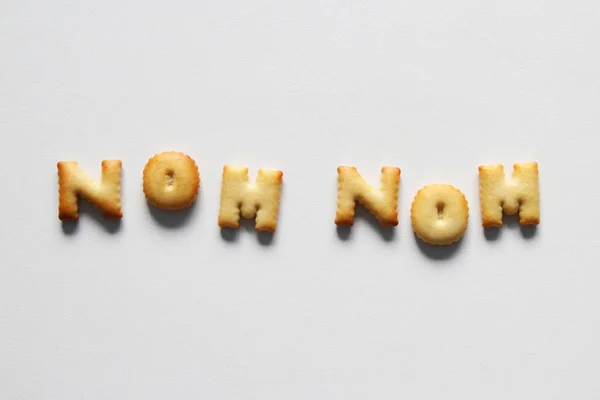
[411,184,469,245]
[143,151,200,210]
[335,166,400,226]
[218,166,283,232]
[57,160,123,220]
[478,162,540,227]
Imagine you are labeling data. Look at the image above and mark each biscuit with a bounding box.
[411,184,469,245]
[143,151,200,210]
[218,166,283,232]
[57,160,123,220]
[335,166,400,226]
[478,162,540,227]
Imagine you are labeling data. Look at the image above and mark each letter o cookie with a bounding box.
[411,184,469,245]
[143,151,200,210]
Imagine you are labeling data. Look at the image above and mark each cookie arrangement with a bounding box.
[57,153,540,245]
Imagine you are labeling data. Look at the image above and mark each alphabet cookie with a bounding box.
[478,162,539,227]
[57,160,123,220]
[218,166,283,232]
[411,184,469,245]
[143,151,200,210]
[335,166,400,226]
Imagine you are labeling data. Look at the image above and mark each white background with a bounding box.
[1,0,599,398]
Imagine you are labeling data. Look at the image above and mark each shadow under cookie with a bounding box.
[147,200,198,228]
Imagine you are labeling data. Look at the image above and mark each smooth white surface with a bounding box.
[1,0,600,398]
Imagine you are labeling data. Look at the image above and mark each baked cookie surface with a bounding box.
[57,160,123,220]
[335,166,400,227]
[218,166,283,232]
[411,184,469,245]
[143,151,200,210]
[478,162,540,227]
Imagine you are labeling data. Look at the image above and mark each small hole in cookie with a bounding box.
[166,171,174,187]
[436,202,445,219]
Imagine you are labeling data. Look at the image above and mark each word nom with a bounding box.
[57,151,540,246]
